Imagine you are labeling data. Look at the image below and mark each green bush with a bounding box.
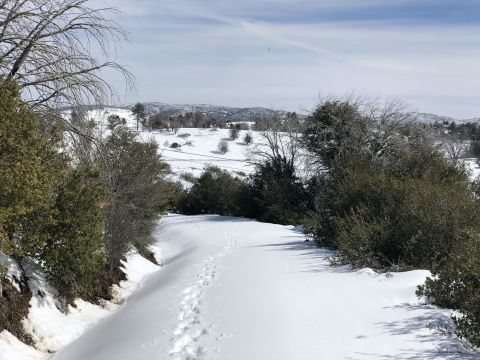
[0,80,66,257]
[42,166,106,303]
[310,147,477,270]
[303,98,480,347]
[101,127,174,263]
[0,80,116,304]
[303,100,369,169]
[176,167,245,216]
[243,160,310,225]
[176,160,311,226]
[417,234,480,347]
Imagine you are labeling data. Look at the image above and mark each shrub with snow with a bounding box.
[244,132,253,145]
[229,127,239,140]
[218,139,229,154]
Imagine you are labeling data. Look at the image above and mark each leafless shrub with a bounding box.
[251,114,304,173]
[444,140,467,161]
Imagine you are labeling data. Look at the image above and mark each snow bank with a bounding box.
[0,247,162,359]
[0,331,47,360]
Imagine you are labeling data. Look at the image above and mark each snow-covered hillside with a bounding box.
[140,128,255,179]
[92,107,480,185]
[87,108,260,183]
[140,102,299,122]
[409,112,480,125]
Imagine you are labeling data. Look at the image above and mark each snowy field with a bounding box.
[139,128,255,180]
[89,108,480,183]
[89,108,267,184]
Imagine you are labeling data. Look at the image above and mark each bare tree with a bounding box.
[251,114,304,174]
[0,0,134,109]
[363,99,412,161]
[303,95,414,171]
[444,140,467,161]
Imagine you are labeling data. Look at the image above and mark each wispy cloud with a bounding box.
[92,0,480,118]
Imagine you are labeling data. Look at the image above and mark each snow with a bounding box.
[0,249,161,359]
[465,158,480,179]
[51,214,475,360]
[139,128,255,181]
[0,332,46,360]
[0,254,23,291]
[81,108,258,184]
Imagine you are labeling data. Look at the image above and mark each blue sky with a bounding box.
[94,0,480,118]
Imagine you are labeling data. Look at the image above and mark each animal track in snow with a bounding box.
[168,232,238,359]
[169,256,216,359]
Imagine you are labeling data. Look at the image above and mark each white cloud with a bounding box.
[90,0,480,118]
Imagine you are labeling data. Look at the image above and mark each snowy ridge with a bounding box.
[408,112,480,124]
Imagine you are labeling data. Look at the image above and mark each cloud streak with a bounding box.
[92,0,480,118]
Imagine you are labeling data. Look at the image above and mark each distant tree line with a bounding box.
[145,110,229,132]
[133,102,299,133]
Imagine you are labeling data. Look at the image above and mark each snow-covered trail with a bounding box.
[52,214,473,360]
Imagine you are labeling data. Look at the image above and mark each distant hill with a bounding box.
[70,103,480,125]
[134,103,302,122]
[136,105,480,125]
[408,112,480,125]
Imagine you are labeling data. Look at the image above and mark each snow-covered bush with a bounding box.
[218,139,229,154]
[244,132,253,144]
[417,239,480,348]
[229,127,239,140]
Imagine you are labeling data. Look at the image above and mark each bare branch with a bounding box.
[0,0,135,110]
